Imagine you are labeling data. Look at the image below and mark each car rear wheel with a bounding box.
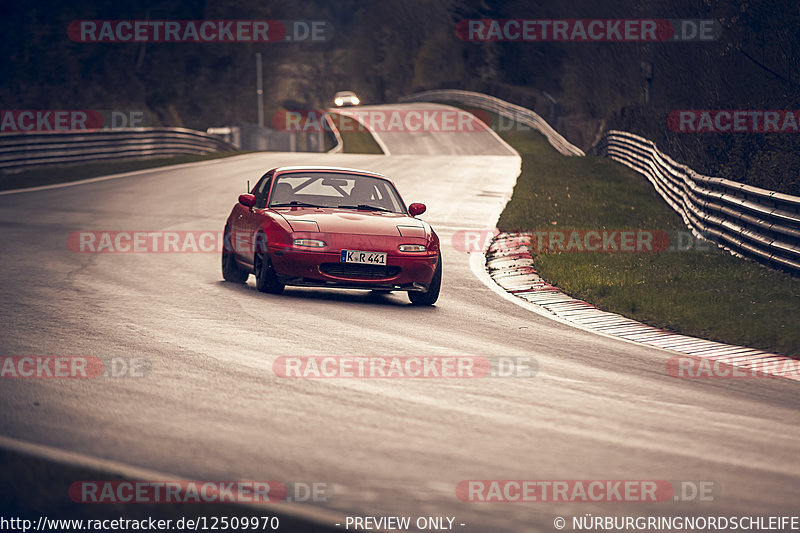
[221,226,248,284]
[408,253,441,306]
[254,233,284,294]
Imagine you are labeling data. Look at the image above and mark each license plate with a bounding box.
[340,249,387,265]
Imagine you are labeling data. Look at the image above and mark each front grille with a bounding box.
[320,263,401,279]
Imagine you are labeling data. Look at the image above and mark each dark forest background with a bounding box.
[1,0,799,194]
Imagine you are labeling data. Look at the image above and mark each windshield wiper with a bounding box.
[271,201,320,208]
[337,204,394,212]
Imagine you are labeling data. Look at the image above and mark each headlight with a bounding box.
[351,96,360,105]
[294,239,326,247]
[398,244,426,252]
[334,98,343,106]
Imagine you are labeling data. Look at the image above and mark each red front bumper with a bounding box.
[268,235,438,291]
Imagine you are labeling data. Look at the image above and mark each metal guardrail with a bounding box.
[592,131,800,273]
[324,113,343,154]
[403,89,800,274]
[401,89,584,156]
[0,128,237,171]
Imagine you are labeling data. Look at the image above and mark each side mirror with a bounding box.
[238,194,256,208]
[408,203,426,216]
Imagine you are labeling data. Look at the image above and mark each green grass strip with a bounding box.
[326,113,384,154]
[491,112,799,356]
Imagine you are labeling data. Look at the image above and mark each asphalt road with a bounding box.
[333,102,513,156]
[1,104,798,532]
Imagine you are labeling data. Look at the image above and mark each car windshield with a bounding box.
[268,172,406,213]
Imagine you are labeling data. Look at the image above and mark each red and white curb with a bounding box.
[486,232,800,382]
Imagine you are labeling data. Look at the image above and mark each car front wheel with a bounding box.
[221,226,248,284]
[254,234,285,294]
[408,253,441,306]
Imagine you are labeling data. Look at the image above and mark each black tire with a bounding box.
[221,227,248,284]
[408,253,441,306]
[254,233,284,294]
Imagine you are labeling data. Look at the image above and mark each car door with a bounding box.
[233,173,272,264]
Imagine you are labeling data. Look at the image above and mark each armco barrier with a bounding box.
[403,89,800,274]
[0,128,237,171]
[401,89,584,156]
[325,113,343,154]
[592,131,800,273]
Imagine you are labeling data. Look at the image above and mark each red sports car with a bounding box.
[222,166,441,305]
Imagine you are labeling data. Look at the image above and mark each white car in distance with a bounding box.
[334,91,360,107]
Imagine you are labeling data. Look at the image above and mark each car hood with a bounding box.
[274,207,427,237]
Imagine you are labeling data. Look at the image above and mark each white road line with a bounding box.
[0,154,256,196]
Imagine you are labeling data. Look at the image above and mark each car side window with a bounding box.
[254,174,273,208]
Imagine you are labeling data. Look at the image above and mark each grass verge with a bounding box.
[480,109,799,356]
[326,113,384,154]
[0,151,253,192]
